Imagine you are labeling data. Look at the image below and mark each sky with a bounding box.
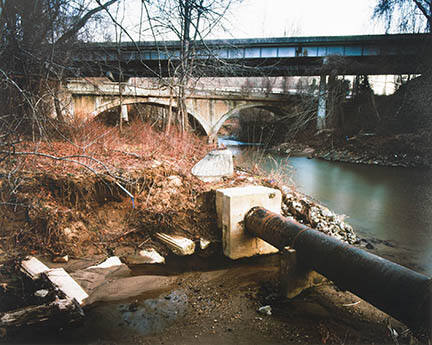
[223,0,386,38]
[108,0,387,42]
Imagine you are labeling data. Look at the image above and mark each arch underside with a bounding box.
[91,97,211,135]
[210,103,286,137]
[89,97,287,138]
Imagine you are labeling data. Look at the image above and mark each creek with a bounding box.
[223,139,432,276]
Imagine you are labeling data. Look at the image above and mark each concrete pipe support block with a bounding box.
[216,186,281,259]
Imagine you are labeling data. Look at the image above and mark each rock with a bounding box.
[138,248,165,264]
[34,289,49,298]
[191,149,233,182]
[155,233,196,255]
[321,208,334,219]
[258,305,272,316]
[291,200,303,214]
[150,160,162,168]
[52,255,69,263]
[366,243,375,250]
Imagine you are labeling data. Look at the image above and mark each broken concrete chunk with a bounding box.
[192,149,233,182]
[138,248,165,264]
[52,255,69,263]
[155,233,195,256]
[44,268,89,306]
[21,256,49,280]
[87,256,122,269]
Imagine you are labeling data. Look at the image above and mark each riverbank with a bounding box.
[0,121,429,344]
[269,128,432,168]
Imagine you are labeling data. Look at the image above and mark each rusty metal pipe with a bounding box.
[244,207,431,337]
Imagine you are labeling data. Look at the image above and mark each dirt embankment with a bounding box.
[1,159,424,344]
[0,119,429,344]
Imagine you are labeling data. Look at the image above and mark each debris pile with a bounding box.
[279,187,358,244]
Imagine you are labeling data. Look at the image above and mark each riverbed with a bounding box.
[224,141,432,276]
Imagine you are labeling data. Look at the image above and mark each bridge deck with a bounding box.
[74,34,431,78]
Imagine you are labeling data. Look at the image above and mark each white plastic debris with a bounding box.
[258,305,272,316]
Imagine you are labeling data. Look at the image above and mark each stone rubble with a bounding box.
[279,187,358,244]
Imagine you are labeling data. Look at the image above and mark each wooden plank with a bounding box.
[20,257,49,280]
[155,233,195,255]
[43,268,89,306]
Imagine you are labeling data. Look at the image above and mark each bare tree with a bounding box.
[0,0,120,138]
[373,0,432,33]
[140,0,240,134]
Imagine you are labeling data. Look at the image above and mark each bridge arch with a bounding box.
[210,102,285,139]
[89,98,211,136]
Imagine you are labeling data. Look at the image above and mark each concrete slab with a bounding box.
[21,256,50,280]
[216,186,281,259]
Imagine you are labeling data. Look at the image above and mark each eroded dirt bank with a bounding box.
[0,121,429,344]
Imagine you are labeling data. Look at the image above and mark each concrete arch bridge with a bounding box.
[64,79,299,142]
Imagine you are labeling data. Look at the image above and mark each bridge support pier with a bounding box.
[317,75,327,130]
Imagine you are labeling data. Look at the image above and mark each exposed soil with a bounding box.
[0,119,429,344]
[3,255,415,345]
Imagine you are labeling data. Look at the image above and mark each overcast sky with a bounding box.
[108,0,387,42]
[223,0,386,38]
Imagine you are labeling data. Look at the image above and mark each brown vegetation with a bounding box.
[0,119,217,259]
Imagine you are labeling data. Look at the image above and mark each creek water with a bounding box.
[224,140,432,276]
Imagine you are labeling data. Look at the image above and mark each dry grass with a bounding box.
[0,119,218,258]
[234,147,295,191]
[14,119,214,177]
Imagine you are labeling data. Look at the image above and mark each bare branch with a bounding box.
[55,0,120,45]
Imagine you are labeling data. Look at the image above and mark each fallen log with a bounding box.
[0,297,84,329]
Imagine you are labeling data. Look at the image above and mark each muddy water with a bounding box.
[233,147,432,276]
